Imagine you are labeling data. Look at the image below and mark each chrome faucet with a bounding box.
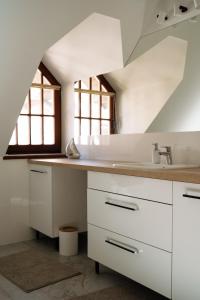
[159,146,173,165]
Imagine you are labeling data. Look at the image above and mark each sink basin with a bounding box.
[112,162,199,170]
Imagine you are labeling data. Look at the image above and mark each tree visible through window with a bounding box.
[74,75,116,137]
[7,63,61,154]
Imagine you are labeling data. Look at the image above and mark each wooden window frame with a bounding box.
[74,75,116,136]
[7,63,61,154]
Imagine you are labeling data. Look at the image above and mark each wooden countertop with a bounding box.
[29,158,200,184]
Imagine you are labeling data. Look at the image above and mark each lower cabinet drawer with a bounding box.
[88,224,171,299]
[88,189,172,251]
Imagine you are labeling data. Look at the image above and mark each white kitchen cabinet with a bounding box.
[87,171,173,298]
[29,164,87,238]
[173,181,200,300]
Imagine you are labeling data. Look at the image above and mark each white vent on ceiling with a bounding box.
[156,11,169,24]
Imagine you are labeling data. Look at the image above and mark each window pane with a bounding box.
[101,96,110,119]
[81,93,90,117]
[33,70,41,84]
[74,92,80,117]
[43,76,50,85]
[91,120,100,135]
[91,77,100,91]
[43,89,54,115]
[81,119,90,136]
[31,88,42,114]
[81,80,90,90]
[101,84,107,92]
[44,117,55,144]
[91,94,100,118]
[74,81,79,88]
[101,120,110,135]
[74,118,80,137]
[9,127,17,145]
[20,95,29,114]
[31,116,42,144]
[18,116,29,145]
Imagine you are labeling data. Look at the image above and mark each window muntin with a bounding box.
[74,75,115,137]
[7,63,61,154]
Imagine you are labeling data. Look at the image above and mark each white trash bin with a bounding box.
[59,226,78,256]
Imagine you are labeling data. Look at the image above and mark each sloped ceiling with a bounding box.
[106,36,187,92]
[43,13,123,84]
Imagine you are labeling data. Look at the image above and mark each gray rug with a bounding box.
[0,249,81,292]
[71,284,167,300]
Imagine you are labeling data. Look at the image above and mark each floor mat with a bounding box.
[0,249,81,292]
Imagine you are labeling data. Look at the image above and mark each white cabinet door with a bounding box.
[173,182,200,300]
[29,165,53,237]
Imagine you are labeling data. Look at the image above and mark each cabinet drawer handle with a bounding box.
[183,193,200,200]
[30,169,48,174]
[105,238,140,254]
[105,198,139,211]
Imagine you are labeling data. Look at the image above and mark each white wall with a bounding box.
[62,84,75,151]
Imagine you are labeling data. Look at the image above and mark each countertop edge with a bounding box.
[28,158,200,184]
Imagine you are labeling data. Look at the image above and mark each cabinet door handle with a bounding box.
[105,238,140,254]
[105,197,139,211]
[30,169,48,174]
[182,193,200,200]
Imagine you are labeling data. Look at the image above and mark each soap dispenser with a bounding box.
[152,143,160,164]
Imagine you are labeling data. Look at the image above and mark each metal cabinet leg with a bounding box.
[36,230,40,240]
[55,238,59,251]
[95,261,100,274]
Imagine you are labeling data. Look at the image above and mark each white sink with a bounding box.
[112,162,199,170]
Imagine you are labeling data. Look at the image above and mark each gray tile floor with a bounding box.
[0,237,166,300]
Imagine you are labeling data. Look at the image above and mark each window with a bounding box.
[74,75,115,137]
[7,63,61,154]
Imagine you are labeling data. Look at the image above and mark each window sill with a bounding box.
[3,153,66,160]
